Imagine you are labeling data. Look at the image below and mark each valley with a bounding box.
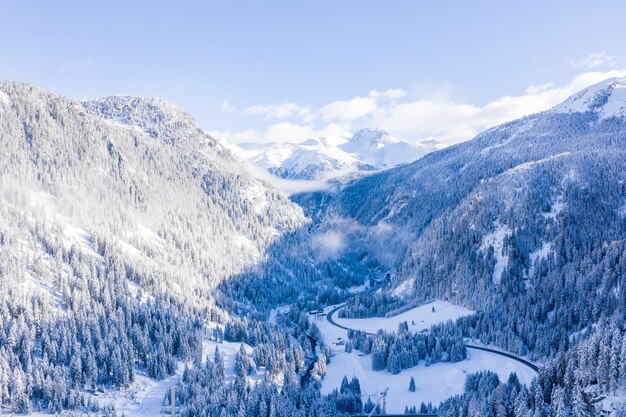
[0,77,625,416]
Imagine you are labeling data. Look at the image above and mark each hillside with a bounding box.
[0,81,331,414]
[299,77,626,352]
[290,78,626,414]
[0,82,310,309]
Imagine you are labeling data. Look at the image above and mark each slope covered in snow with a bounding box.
[0,81,308,308]
[551,77,626,119]
[339,128,435,170]
[295,77,626,362]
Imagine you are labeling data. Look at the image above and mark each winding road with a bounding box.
[325,299,539,373]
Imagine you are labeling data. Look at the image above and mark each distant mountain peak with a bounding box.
[346,128,399,149]
[231,129,435,182]
[552,77,626,119]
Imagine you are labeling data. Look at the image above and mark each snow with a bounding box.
[529,242,553,276]
[234,138,363,181]
[268,304,291,325]
[118,238,143,258]
[63,224,102,259]
[552,77,626,119]
[21,334,260,416]
[103,340,258,417]
[242,183,270,215]
[137,223,165,246]
[347,282,370,294]
[0,90,10,108]
[392,279,413,296]
[596,386,626,416]
[543,196,565,220]
[339,128,431,169]
[331,300,474,336]
[28,190,103,260]
[480,222,512,284]
[320,346,536,414]
[228,128,434,182]
[316,300,535,414]
[504,152,572,175]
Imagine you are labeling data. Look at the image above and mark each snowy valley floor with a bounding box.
[315,300,537,414]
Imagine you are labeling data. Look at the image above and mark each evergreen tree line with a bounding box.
[437,322,626,416]
[346,320,466,373]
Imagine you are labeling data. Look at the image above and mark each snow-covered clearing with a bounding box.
[331,300,474,337]
[529,241,553,277]
[269,304,291,325]
[543,196,565,220]
[480,221,512,284]
[0,90,10,108]
[316,300,536,413]
[110,340,259,416]
[320,346,536,414]
[76,340,258,417]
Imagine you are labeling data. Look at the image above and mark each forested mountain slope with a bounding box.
[300,78,626,352]
[293,78,626,414]
[0,81,306,308]
[0,81,326,413]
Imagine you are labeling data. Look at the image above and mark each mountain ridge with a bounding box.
[229,128,436,181]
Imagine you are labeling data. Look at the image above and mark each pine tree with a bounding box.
[214,347,225,381]
[10,370,31,414]
[513,388,529,417]
[571,385,589,417]
[409,376,416,392]
[551,387,567,417]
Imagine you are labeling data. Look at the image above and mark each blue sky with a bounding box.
[2,1,626,145]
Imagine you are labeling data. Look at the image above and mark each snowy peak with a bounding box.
[552,77,626,119]
[341,128,399,151]
[339,129,433,169]
[231,129,435,181]
[234,138,368,181]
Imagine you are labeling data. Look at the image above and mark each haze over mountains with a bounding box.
[0,78,625,416]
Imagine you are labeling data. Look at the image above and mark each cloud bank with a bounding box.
[210,67,626,148]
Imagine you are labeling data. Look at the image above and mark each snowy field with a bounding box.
[332,299,474,335]
[315,300,537,414]
[320,346,536,414]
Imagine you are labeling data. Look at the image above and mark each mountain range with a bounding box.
[229,128,437,181]
[0,77,625,415]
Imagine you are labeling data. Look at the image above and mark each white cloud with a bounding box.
[215,68,626,147]
[319,96,377,121]
[245,102,313,121]
[380,68,626,146]
[573,52,615,69]
[312,230,346,260]
[369,88,407,100]
[210,122,350,144]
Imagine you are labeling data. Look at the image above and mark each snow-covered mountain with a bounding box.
[551,76,626,119]
[338,128,436,169]
[2,77,626,416]
[234,137,373,180]
[230,128,436,180]
[297,76,626,355]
